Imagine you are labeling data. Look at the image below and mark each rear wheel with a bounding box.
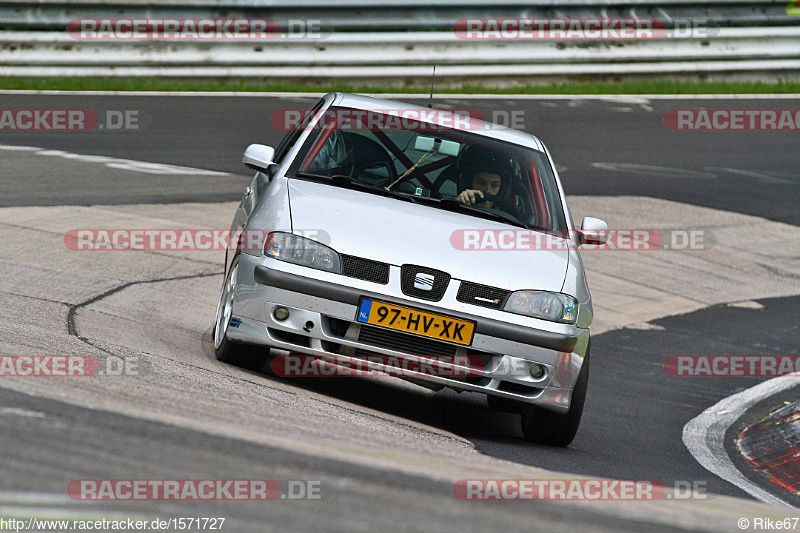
[520,346,590,447]
[213,257,268,371]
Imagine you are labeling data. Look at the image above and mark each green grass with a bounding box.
[1,77,799,94]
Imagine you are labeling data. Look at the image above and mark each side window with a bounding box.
[307,131,351,173]
[272,99,325,167]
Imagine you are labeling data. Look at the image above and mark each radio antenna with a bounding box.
[427,65,436,108]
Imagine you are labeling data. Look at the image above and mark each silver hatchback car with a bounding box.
[213,93,608,446]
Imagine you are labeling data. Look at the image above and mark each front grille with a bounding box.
[358,325,459,356]
[457,281,511,310]
[356,324,496,367]
[400,264,450,301]
[341,254,390,284]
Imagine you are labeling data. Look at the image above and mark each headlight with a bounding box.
[264,232,341,273]
[503,291,578,324]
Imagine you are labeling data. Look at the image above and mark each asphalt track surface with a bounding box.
[1,93,799,531]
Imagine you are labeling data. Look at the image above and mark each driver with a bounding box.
[456,169,502,208]
[454,145,512,209]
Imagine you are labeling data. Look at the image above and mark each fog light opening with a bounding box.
[273,306,290,321]
[529,363,546,380]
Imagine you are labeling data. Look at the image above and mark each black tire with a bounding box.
[214,329,269,371]
[520,346,591,447]
[213,256,268,371]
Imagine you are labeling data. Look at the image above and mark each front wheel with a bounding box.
[520,346,590,447]
[213,257,268,371]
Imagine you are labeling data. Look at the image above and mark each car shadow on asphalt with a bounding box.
[200,324,535,444]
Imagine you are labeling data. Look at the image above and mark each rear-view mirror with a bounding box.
[413,136,460,157]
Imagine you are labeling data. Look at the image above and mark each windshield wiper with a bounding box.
[292,172,363,188]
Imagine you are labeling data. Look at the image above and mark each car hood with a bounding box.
[287,179,569,293]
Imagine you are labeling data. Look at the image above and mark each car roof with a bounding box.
[328,92,545,152]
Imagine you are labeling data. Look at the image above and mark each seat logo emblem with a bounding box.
[413,273,435,291]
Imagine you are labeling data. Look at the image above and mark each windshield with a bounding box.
[287,106,567,231]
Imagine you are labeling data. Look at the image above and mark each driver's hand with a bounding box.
[456,189,484,205]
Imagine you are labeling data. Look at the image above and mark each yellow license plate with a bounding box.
[356,298,475,346]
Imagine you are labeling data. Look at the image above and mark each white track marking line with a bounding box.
[0,505,152,521]
[0,492,73,504]
[0,144,229,176]
[0,145,40,151]
[0,407,45,418]
[683,374,800,508]
[705,167,796,185]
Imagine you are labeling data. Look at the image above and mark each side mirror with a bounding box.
[579,217,609,246]
[242,144,275,173]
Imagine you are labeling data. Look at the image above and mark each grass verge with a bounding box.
[0,77,799,94]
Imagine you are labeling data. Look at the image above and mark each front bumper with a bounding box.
[227,254,590,413]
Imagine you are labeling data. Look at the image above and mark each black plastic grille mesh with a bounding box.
[341,254,390,284]
[456,282,511,310]
[358,325,459,356]
[357,325,495,366]
[400,265,450,301]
